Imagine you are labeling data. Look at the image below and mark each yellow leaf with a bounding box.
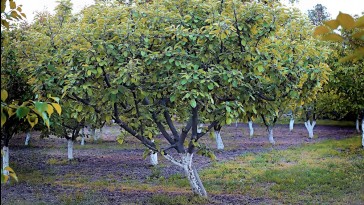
[3,175,9,183]
[337,12,355,29]
[355,16,364,28]
[313,25,330,36]
[51,103,62,115]
[324,20,339,29]
[1,90,8,101]
[1,111,6,127]
[27,115,38,128]
[321,33,344,42]
[4,166,14,172]
[9,173,18,182]
[352,31,364,40]
[46,104,54,117]
[7,108,15,118]
[9,0,16,9]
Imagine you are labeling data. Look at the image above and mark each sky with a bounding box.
[14,0,364,23]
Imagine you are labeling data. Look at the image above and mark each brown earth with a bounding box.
[1,123,357,205]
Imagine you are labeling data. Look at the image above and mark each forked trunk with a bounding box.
[214,131,224,150]
[304,120,316,139]
[2,146,9,176]
[163,153,207,197]
[25,132,31,145]
[67,139,74,160]
[248,121,254,137]
[289,118,294,131]
[268,126,275,145]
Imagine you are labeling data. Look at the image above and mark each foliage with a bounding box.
[1,0,26,29]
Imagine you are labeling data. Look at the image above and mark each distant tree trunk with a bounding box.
[361,118,364,148]
[268,126,275,145]
[80,128,85,146]
[214,125,224,150]
[2,146,10,177]
[164,153,207,197]
[289,116,294,131]
[24,132,31,145]
[304,120,316,139]
[356,115,360,133]
[67,139,74,160]
[248,118,254,137]
[149,139,158,166]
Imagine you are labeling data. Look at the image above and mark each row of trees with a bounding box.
[2,0,363,197]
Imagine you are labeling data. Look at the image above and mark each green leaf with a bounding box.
[170,95,176,102]
[190,99,197,108]
[35,102,48,113]
[1,90,8,101]
[16,106,30,119]
[208,83,214,90]
[1,112,6,127]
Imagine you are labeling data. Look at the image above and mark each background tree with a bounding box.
[307,4,330,26]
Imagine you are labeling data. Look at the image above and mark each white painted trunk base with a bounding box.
[25,132,31,145]
[149,139,158,166]
[150,153,158,166]
[268,127,275,145]
[248,121,254,137]
[356,119,360,133]
[304,120,316,139]
[67,139,74,160]
[2,146,9,176]
[214,131,224,150]
[289,118,294,131]
[197,124,203,134]
[80,128,85,146]
[163,153,207,197]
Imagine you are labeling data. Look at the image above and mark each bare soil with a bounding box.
[1,123,357,205]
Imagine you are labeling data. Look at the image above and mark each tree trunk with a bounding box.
[91,128,97,141]
[356,116,360,133]
[268,126,275,145]
[214,131,224,150]
[361,118,364,148]
[80,128,85,146]
[248,121,254,137]
[149,139,158,166]
[289,117,294,132]
[304,120,316,139]
[25,132,31,146]
[67,139,74,160]
[163,153,208,197]
[197,124,203,134]
[2,146,9,176]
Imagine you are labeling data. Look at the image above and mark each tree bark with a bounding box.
[356,116,360,133]
[214,131,224,150]
[268,126,275,145]
[2,146,10,176]
[361,118,364,148]
[163,153,208,197]
[248,121,254,137]
[289,117,294,132]
[304,120,316,139]
[80,128,85,146]
[67,139,74,160]
[25,132,31,146]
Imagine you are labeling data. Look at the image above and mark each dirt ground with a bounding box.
[1,123,357,204]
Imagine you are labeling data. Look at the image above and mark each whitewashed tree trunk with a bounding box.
[235,121,238,127]
[356,118,360,133]
[304,120,316,139]
[149,139,158,166]
[361,118,364,148]
[2,146,9,176]
[197,124,203,134]
[268,126,275,145]
[248,121,254,137]
[289,117,294,132]
[25,132,31,146]
[163,153,207,197]
[214,131,224,150]
[67,139,74,160]
[80,128,85,146]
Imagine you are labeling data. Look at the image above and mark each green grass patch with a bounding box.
[200,136,364,204]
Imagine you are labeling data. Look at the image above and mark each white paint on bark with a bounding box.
[2,146,9,176]
[361,118,364,147]
[149,139,158,166]
[197,124,203,134]
[268,126,275,145]
[248,121,254,137]
[163,153,207,197]
[214,131,224,150]
[356,118,360,133]
[80,128,85,146]
[67,139,74,160]
[304,120,316,139]
[289,118,294,131]
[25,132,31,145]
